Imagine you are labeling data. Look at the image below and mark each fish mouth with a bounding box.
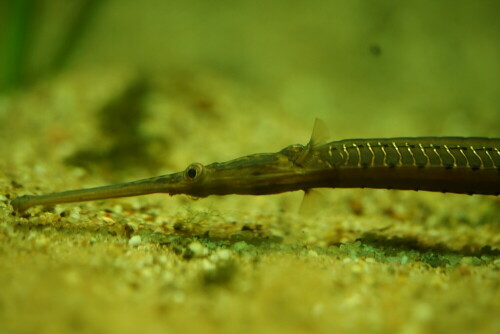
[10,150,304,212]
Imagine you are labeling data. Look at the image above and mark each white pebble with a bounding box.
[308,250,319,257]
[69,207,81,220]
[112,204,123,214]
[214,249,232,261]
[188,241,208,257]
[128,235,142,247]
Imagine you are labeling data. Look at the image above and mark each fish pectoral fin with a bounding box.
[299,188,328,216]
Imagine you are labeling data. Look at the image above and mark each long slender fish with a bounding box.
[11,120,500,212]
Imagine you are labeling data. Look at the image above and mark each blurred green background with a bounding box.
[1,0,499,134]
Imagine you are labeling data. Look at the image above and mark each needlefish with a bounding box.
[10,120,500,212]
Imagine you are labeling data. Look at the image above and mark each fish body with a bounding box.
[11,121,500,212]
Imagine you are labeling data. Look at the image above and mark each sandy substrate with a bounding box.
[0,71,499,334]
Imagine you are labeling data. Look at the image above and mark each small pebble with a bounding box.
[112,204,123,214]
[307,250,318,257]
[102,216,115,224]
[69,207,81,220]
[211,249,232,261]
[188,241,208,257]
[128,235,142,247]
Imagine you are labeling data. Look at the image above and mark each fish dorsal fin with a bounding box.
[295,118,330,167]
[309,118,330,149]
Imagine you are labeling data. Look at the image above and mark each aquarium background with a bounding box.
[2,0,499,134]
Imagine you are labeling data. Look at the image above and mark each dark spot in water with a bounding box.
[65,77,166,180]
[369,43,382,57]
[11,180,23,189]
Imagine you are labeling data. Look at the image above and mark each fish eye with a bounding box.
[184,163,205,181]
